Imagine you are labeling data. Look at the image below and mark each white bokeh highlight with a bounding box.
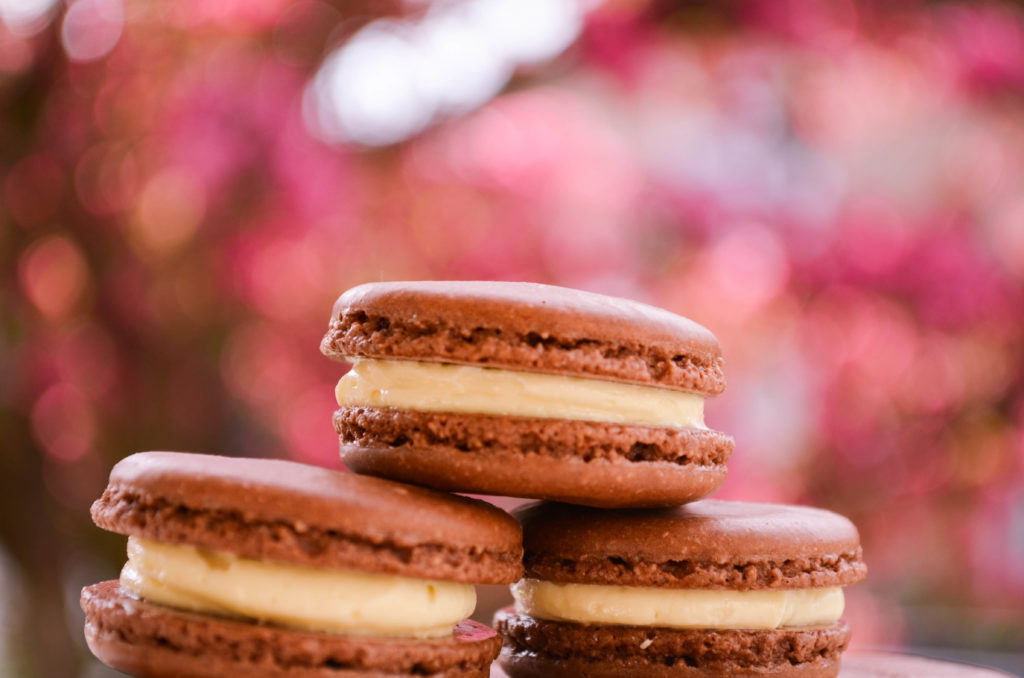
[306,0,584,147]
[61,0,125,63]
[0,0,59,36]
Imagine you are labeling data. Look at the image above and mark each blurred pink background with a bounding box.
[1,0,1023,675]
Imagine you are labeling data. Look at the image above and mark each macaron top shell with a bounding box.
[515,500,866,590]
[321,281,725,395]
[91,451,523,584]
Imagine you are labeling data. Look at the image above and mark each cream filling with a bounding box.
[119,537,476,638]
[336,358,706,429]
[512,579,844,630]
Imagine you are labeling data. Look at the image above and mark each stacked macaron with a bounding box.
[497,502,866,677]
[319,281,868,678]
[82,280,868,678]
[81,452,523,677]
[320,281,734,508]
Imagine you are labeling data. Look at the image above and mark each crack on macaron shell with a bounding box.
[522,551,867,590]
[494,610,849,672]
[333,408,735,467]
[91,487,523,584]
[321,312,726,396]
[82,581,500,677]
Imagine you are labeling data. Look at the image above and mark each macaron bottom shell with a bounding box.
[82,581,500,678]
[341,442,727,509]
[494,609,849,678]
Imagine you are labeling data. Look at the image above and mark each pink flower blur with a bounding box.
[2,0,1023,673]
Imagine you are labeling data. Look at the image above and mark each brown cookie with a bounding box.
[494,610,849,678]
[496,500,867,678]
[91,451,522,582]
[82,451,523,677]
[321,281,724,391]
[516,500,866,589]
[320,281,734,508]
[83,581,500,678]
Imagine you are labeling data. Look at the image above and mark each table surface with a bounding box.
[488,651,1019,677]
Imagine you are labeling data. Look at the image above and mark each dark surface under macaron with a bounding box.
[321,281,735,508]
[839,652,1018,677]
[497,500,867,678]
[83,451,523,677]
[487,652,1018,678]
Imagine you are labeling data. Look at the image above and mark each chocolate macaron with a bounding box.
[320,281,734,508]
[495,500,867,678]
[81,451,523,677]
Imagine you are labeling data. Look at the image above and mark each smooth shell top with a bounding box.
[321,281,725,395]
[95,452,522,553]
[516,499,864,570]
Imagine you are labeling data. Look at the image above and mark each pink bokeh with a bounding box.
[1,0,1023,674]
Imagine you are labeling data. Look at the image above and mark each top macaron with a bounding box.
[321,281,735,508]
[321,281,726,393]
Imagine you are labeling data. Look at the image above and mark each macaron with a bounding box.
[81,451,523,678]
[495,500,868,678]
[320,280,734,508]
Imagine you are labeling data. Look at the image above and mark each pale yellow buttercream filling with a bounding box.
[336,358,706,429]
[512,579,844,630]
[119,537,476,638]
